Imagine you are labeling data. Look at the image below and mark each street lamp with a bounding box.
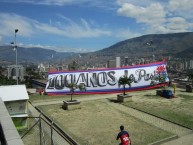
[14,29,19,85]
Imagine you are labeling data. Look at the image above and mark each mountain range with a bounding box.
[0,45,76,65]
[95,32,193,58]
[1,32,193,65]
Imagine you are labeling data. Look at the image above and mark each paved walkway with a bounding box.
[31,94,117,106]
[106,101,192,137]
[161,133,193,145]
[30,94,193,145]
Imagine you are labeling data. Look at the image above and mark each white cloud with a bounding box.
[40,0,76,5]
[117,1,193,34]
[0,13,35,37]
[4,0,84,6]
[35,17,112,38]
[117,0,157,7]
[145,19,190,34]
[166,17,193,32]
[0,13,111,39]
[115,29,141,39]
[169,0,193,11]
[4,0,117,8]
[117,2,165,26]
[168,0,193,20]
[1,0,119,16]
[54,15,112,38]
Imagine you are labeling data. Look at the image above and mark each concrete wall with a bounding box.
[0,98,24,145]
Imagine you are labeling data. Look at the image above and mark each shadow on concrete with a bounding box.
[106,98,120,103]
[144,94,157,96]
[180,90,187,92]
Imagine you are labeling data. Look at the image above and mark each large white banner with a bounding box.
[45,61,169,95]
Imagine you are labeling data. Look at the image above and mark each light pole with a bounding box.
[14,29,19,85]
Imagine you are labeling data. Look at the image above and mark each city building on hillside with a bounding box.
[7,65,24,81]
[124,57,129,66]
[107,60,116,68]
[38,63,46,72]
[68,61,79,70]
[0,66,7,76]
[116,57,121,67]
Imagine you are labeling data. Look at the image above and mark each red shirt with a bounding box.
[117,130,131,145]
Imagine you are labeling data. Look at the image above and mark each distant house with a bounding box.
[0,85,29,129]
[38,63,46,72]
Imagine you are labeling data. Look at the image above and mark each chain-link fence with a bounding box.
[20,115,78,145]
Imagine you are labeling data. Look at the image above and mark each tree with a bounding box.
[23,66,42,87]
[0,76,16,86]
[66,83,86,101]
[188,73,193,86]
[150,73,167,86]
[0,66,4,77]
[118,75,132,95]
[0,66,17,85]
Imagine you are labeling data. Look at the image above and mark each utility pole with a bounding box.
[14,29,19,85]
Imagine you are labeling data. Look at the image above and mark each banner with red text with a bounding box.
[45,61,169,95]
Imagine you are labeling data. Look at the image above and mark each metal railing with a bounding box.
[21,114,78,145]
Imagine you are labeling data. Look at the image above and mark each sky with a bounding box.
[0,0,193,53]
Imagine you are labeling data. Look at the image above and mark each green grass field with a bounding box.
[123,89,193,129]
[38,99,172,145]
[27,87,193,145]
